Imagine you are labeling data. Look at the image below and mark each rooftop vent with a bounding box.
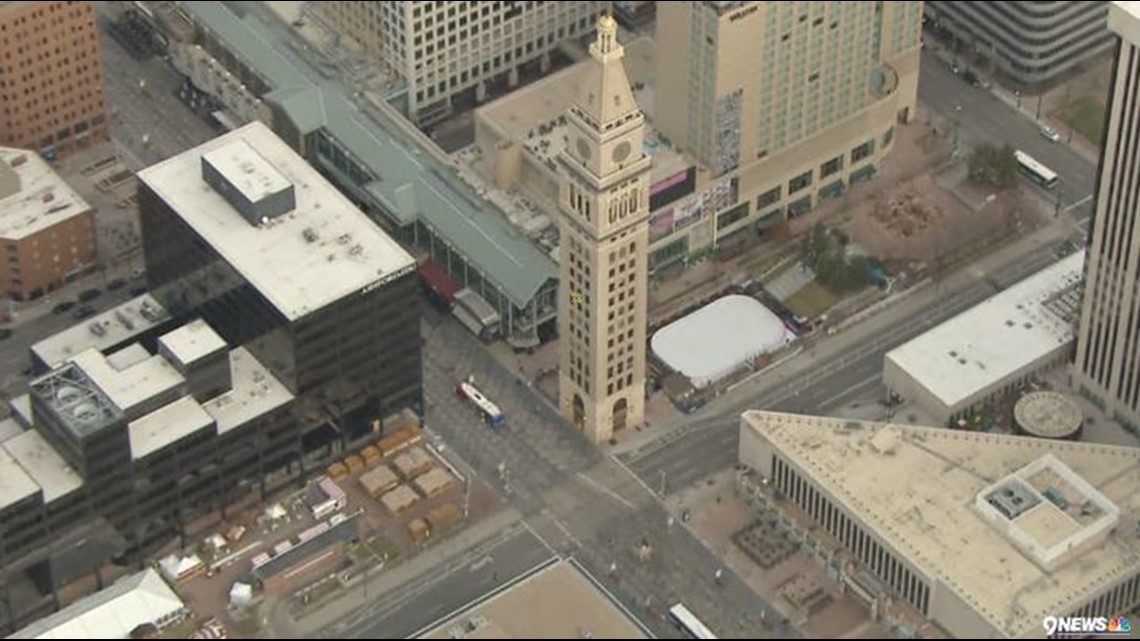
[10,154,27,167]
[56,385,82,404]
[72,402,99,422]
[303,227,318,243]
[41,191,54,203]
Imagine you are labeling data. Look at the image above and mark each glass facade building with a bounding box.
[140,184,423,442]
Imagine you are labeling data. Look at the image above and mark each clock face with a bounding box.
[576,138,592,161]
[612,141,632,163]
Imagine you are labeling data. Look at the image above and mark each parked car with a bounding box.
[72,305,97,320]
[52,301,76,315]
[1040,126,1062,142]
[78,288,102,302]
[0,328,11,340]
[107,278,128,291]
[129,286,148,297]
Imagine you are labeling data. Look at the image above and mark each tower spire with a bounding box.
[572,13,640,129]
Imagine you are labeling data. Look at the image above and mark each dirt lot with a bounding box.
[846,172,1041,264]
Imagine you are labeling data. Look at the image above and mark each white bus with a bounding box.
[1015,150,1059,188]
[668,603,718,640]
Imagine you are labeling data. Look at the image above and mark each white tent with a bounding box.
[265,503,287,520]
[229,582,253,608]
[158,554,204,583]
[8,569,184,639]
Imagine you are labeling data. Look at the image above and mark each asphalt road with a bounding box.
[917,48,1098,219]
[415,306,793,639]
[95,2,219,169]
[321,524,557,640]
[622,235,1072,493]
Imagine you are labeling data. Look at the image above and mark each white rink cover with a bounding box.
[651,295,793,387]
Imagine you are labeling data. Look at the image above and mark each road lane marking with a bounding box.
[1062,193,1093,214]
[575,471,637,510]
[611,453,663,499]
[818,374,883,410]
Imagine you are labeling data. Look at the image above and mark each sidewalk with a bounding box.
[272,507,524,638]
[608,215,1074,457]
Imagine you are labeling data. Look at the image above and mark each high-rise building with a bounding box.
[316,1,609,126]
[656,1,920,178]
[0,1,108,157]
[0,148,97,301]
[925,1,1116,89]
[138,121,423,442]
[557,15,650,444]
[638,1,919,274]
[1072,1,1140,434]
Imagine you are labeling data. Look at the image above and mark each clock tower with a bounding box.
[557,14,650,443]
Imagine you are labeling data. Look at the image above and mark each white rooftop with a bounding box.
[0,148,92,241]
[0,417,24,442]
[158,319,227,367]
[2,429,83,503]
[885,251,1084,408]
[202,140,292,205]
[202,347,293,435]
[105,344,152,371]
[651,295,792,387]
[71,349,185,413]
[9,394,32,427]
[137,121,416,321]
[7,568,184,639]
[128,396,215,460]
[32,295,170,370]
[0,445,38,510]
[739,411,1140,639]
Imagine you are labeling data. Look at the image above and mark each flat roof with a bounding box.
[420,560,648,639]
[202,140,292,204]
[128,396,215,460]
[202,347,294,434]
[885,251,1084,408]
[477,36,690,185]
[105,343,151,370]
[10,393,32,427]
[158,319,228,367]
[0,417,24,442]
[71,349,185,413]
[740,410,1140,638]
[0,445,38,510]
[2,429,83,503]
[31,294,170,370]
[8,569,184,640]
[138,122,416,321]
[1110,2,1140,41]
[651,295,792,386]
[0,147,92,241]
[179,2,558,308]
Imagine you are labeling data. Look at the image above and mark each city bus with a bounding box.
[668,603,718,639]
[456,377,506,429]
[1014,150,1059,189]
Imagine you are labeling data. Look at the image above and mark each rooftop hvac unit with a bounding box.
[56,385,82,404]
[72,402,100,422]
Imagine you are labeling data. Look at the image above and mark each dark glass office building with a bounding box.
[137,122,422,446]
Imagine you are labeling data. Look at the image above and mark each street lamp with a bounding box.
[1014,90,1021,109]
[1035,95,1043,121]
